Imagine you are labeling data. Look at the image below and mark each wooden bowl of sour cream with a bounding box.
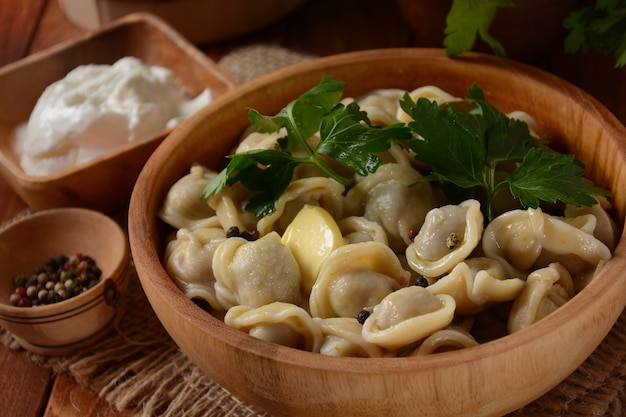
[129,49,626,417]
[0,13,235,213]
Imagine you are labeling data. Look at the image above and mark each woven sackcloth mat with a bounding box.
[2,45,626,417]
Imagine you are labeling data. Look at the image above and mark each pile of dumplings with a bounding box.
[159,86,617,357]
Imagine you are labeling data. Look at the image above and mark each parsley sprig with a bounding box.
[203,77,608,222]
[563,0,626,68]
[202,76,410,216]
[399,84,609,220]
[443,0,514,57]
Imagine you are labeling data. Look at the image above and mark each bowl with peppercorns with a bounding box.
[0,207,130,356]
[129,49,626,416]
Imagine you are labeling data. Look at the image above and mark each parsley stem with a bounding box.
[289,125,354,186]
[295,154,353,186]
[486,165,497,221]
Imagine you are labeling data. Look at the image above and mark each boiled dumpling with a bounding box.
[309,241,411,319]
[337,216,388,245]
[344,145,437,252]
[483,207,612,279]
[409,325,479,355]
[234,127,287,153]
[354,88,406,126]
[396,85,461,124]
[427,257,525,315]
[564,196,618,251]
[406,199,484,278]
[362,286,456,351]
[314,317,386,357]
[225,302,323,352]
[159,165,218,230]
[508,262,575,333]
[164,226,226,310]
[207,182,259,235]
[213,232,302,309]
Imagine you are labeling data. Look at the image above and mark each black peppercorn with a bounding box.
[356,309,371,324]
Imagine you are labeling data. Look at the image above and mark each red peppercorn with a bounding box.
[17,297,32,307]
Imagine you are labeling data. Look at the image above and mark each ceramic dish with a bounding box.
[0,12,236,213]
[128,48,626,417]
[0,208,130,356]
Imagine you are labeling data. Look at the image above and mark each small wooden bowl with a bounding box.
[129,49,626,416]
[0,13,236,213]
[58,0,307,44]
[0,208,130,356]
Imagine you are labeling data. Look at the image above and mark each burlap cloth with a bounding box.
[2,45,626,417]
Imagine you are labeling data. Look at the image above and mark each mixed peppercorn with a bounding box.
[9,253,102,307]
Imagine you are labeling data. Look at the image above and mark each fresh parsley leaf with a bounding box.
[464,84,535,165]
[503,149,608,208]
[563,0,626,67]
[202,76,411,216]
[444,0,515,57]
[230,150,301,215]
[400,94,487,189]
[201,149,301,217]
[249,75,345,151]
[400,84,609,220]
[317,102,411,176]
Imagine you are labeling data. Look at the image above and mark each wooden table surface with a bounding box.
[1,1,624,416]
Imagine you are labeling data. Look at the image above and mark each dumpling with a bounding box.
[354,88,406,126]
[482,207,612,279]
[225,302,323,352]
[344,145,437,252]
[234,127,286,153]
[337,216,388,245]
[213,232,302,309]
[257,177,345,236]
[427,257,525,315]
[163,226,226,310]
[396,85,461,124]
[159,165,218,230]
[309,241,411,319]
[207,182,259,234]
[314,317,386,357]
[508,262,575,333]
[409,325,479,356]
[362,286,456,351]
[564,197,618,252]
[405,199,484,278]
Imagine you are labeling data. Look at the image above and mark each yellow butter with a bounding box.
[281,204,344,294]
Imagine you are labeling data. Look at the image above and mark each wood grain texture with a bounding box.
[44,373,132,417]
[0,1,625,416]
[0,0,47,66]
[0,347,52,415]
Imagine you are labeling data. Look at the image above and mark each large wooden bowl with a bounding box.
[129,49,626,417]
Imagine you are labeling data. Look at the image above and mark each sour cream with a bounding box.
[15,57,212,176]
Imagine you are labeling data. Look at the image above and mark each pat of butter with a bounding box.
[281,204,344,294]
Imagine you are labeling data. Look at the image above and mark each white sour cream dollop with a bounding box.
[15,56,212,176]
